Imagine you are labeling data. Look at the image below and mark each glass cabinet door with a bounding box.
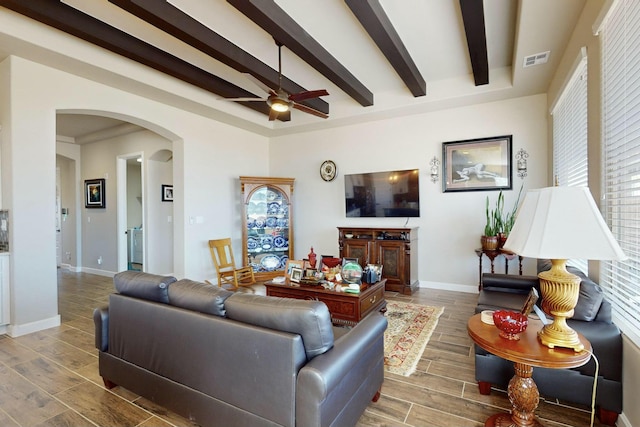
[241,177,294,281]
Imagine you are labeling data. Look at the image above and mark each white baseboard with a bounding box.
[60,263,80,272]
[419,280,478,294]
[6,315,61,337]
[81,267,117,277]
[617,412,631,427]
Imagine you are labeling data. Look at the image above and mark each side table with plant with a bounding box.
[481,186,523,251]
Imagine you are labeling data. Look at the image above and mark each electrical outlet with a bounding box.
[65,251,71,261]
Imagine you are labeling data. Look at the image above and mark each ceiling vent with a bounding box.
[523,51,550,68]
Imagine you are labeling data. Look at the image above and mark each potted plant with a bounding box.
[481,186,523,250]
[481,195,501,250]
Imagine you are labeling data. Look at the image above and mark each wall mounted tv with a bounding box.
[345,169,420,217]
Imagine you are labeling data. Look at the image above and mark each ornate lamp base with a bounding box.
[537,259,584,352]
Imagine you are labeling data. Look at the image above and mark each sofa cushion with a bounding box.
[168,279,233,317]
[114,271,176,303]
[225,293,334,360]
[537,260,604,322]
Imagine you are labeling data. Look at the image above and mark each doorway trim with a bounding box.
[117,152,145,272]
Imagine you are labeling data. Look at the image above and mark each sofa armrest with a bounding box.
[93,306,109,351]
[296,313,387,426]
[482,274,540,294]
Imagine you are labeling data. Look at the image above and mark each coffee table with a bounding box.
[468,313,591,427]
[265,279,386,326]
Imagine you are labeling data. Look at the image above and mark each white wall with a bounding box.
[147,153,173,274]
[0,55,269,335]
[270,94,548,291]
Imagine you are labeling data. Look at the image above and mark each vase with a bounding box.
[481,235,499,251]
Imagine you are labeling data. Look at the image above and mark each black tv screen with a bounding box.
[345,169,420,217]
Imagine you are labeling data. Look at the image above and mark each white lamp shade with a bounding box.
[503,187,627,261]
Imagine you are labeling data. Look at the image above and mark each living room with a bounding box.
[1,1,639,426]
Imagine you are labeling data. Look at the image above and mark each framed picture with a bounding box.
[85,178,106,208]
[290,268,303,283]
[162,184,174,202]
[442,135,512,192]
[285,260,304,279]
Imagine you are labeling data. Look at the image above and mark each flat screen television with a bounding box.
[345,169,420,217]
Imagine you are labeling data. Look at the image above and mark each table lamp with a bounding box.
[503,187,626,351]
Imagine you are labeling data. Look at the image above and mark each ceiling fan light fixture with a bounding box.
[268,97,291,112]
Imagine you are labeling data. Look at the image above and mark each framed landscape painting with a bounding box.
[442,135,512,193]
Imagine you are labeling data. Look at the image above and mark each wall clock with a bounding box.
[320,160,337,182]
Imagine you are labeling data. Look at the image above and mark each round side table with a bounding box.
[468,314,591,427]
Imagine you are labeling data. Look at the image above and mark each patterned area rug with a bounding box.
[384,301,444,377]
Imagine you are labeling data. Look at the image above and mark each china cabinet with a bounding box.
[338,227,418,295]
[240,176,294,282]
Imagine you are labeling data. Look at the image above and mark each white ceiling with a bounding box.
[1,0,587,140]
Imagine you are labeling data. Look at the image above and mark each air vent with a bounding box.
[523,51,550,68]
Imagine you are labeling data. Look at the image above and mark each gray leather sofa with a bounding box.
[93,271,387,427]
[474,260,622,426]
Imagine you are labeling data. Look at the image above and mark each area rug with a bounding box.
[384,301,444,377]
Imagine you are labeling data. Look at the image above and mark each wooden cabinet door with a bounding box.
[342,239,370,266]
[375,240,407,287]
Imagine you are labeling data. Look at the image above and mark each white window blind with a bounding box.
[601,0,640,346]
[552,54,589,274]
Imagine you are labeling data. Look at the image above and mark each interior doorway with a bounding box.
[117,153,145,272]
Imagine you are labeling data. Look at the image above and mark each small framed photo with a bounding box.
[162,185,174,202]
[285,260,304,279]
[305,268,317,278]
[85,178,106,208]
[290,268,303,283]
[442,135,512,192]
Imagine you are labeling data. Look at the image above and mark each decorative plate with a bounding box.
[247,237,258,250]
[261,235,274,250]
[320,160,337,182]
[265,216,278,228]
[261,254,281,271]
[255,216,266,228]
[279,255,289,268]
[276,218,288,228]
[267,202,280,215]
[246,218,256,229]
[274,235,287,248]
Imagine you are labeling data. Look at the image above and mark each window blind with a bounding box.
[601,0,640,346]
[552,54,589,273]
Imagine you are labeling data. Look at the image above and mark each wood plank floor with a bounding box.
[0,270,604,426]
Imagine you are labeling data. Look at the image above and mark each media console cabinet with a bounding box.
[338,227,418,295]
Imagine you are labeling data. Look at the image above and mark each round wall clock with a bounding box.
[320,160,337,182]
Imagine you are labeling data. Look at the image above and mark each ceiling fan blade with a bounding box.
[243,73,277,96]
[219,97,267,102]
[289,89,329,103]
[292,102,329,119]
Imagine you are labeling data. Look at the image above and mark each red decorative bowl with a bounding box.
[322,257,342,268]
[493,310,528,340]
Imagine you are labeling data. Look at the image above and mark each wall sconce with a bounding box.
[516,148,529,178]
[429,156,440,183]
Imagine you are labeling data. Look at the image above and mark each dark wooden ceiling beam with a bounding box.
[108,0,328,114]
[345,0,426,97]
[459,0,489,86]
[0,0,287,120]
[227,0,374,107]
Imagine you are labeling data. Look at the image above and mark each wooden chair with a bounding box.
[207,238,256,289]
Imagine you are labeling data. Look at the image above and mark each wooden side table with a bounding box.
[475,248,524,290]
[467,314,591,427]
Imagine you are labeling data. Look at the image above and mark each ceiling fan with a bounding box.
[224,41,329,121]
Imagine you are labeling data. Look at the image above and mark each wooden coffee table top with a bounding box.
[468,314,591,369]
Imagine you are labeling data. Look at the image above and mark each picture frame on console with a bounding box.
[285,260,304,279]
[442,135,512,193]
[290,268,303,283]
